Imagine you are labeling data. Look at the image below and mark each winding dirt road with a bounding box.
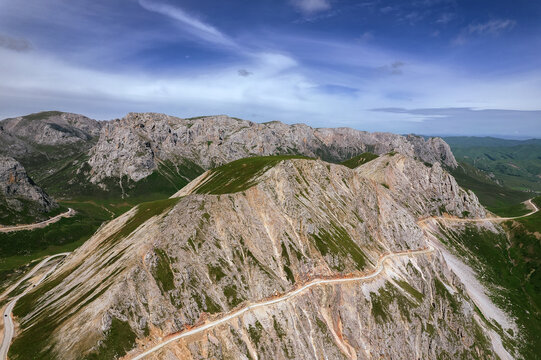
[0,253,70,360]
[1,199,537,359]
[129,245,435,360]
[129,198,539,360]
[420,199,539,225]
[0,208,75,233]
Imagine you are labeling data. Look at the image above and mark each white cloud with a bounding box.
[454,19,516,45]
[358,31,374,42]
[138,0,236,47]
[467,19,516,35]
[291,0,331,15]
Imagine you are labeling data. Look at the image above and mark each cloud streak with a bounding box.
[291,0,331,15]
[138,0,236,47]
[454,19,516,45]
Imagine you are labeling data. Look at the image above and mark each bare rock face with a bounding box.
[10,156,499,360]
[87,113,457,185]
[0,156,57,224]
[0,111,102,158]
[358,153,485,218]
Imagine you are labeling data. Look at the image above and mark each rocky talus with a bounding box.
[10,155,500,360]
[87,112,457,185]
[0,156,58,224]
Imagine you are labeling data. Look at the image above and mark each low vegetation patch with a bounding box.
[152,248,175,293]
[84,318,137,360]
[340,152,379,169]
[193,155,312,194]
[311,222,368,271]
[101,197,180,247]
[449,162,531,214]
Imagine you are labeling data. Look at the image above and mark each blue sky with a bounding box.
[0,0,540,137]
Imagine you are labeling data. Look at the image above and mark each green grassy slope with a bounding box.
[0,156,203,278]
[193,155,312,194]
[9,197,179,360]
[0,196,65,226]
[340,152,379,169]
[36,156,204,202]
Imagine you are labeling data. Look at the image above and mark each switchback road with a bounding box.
[0,208,75,233]
[0,253,70,360]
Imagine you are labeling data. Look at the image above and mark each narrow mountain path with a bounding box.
[0,208,75,233]
[419,198,539,225]
[0,253,70,360]
[128,245,435,360]
[128,198,539,360]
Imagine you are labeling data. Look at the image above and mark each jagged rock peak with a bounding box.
[358,153,484,218]
[87,112,458,185]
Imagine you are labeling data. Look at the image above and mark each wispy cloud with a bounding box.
[378,61,406,75]
[358,31,374,42]
[454,19,516,45]
[291,0,331,15]
[467,19,516,35]
[435,12,454,25]
[138,0,236,47]
[0,34,32,52]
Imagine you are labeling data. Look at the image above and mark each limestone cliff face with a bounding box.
[0,156,57,224]
[87,113,457,185]
[359,153,485,218]
[11,156,498,360]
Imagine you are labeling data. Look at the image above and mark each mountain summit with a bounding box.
[10,155,497,359]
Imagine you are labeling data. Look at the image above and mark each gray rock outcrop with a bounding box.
[0,111,102,159]
[0,156,58,224]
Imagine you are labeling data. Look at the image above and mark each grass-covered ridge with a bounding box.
[193,155,313,194]
[9,197,180,360]
[340,152,379,169]
[100,197,180,247]
[20,111,64,121]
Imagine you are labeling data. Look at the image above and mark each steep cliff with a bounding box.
[10,155,503,360]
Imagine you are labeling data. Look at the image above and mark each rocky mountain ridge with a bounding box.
[0,156,58,225]
[0,111,458,201]
[10,154,501,360]
[87,112,457,185]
